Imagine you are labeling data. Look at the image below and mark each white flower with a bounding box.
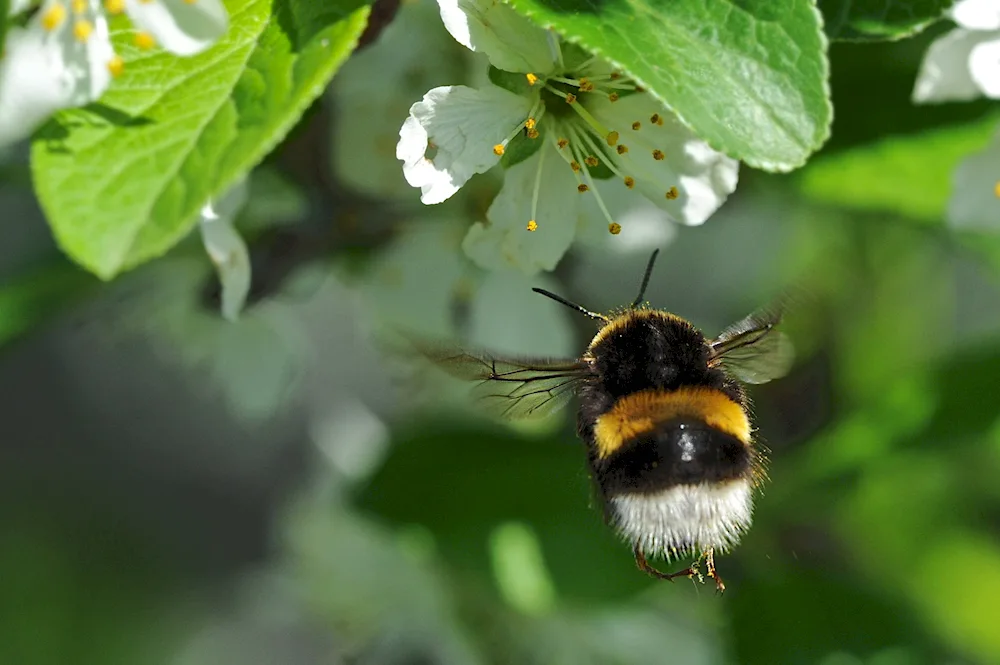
[200,177,251,322]
[913,0,1000,102]
[395,0,739,274]
[0,0,228,147]
[947,126,1000,230]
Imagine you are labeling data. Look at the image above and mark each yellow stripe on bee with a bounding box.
[593,386,751,459]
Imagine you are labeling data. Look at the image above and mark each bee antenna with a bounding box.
[631,249,660,308]
[531,288,609,322]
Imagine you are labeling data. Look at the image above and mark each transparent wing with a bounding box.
[425,347,593,419]
[709,306,795,385]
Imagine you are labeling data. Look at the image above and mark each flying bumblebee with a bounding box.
[426,250,794,592]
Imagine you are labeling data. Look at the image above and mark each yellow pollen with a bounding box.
[617,144,628,155]
[107,55,124,77]
[608,92,619,102]
[650,113,661,124]
[666,186,679,200]
[71,0,86,13]
[580,79,594,92]
[631,121,641,130]
[73,19,93,41]
[609,222,622,235]
[585,155,599,167]
[526,73,539,86]
[526,128,539,139]
[557,138,569,149]
[41,3,67,31]
[135,31,156,48]
[652,149,665,160]
[995,180,1000,198]
[624,176,635,189]
[565,93,577,104]
[493,144,505,156]
[570,161,581,172]
[525,118,536,130]
[606,131,619,146]
[578,184,589,193]
[527,220,538,232]
[104,0,124,12]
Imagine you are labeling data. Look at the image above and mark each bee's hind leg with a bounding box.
[633,544,700,583]
[703,548,725,594]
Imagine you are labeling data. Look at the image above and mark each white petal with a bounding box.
[396,84,532,205]
[951,0,1000,30]
[8,0,33,15]
[912,29,991,103]
[200,178,251,321]
[576,177,677,252]
[124,0,228,56]
[436,0,555,73]
[463,146,579,274]
[589,95,739,225]
[947,129,1000,231]
[969,36,1000,97]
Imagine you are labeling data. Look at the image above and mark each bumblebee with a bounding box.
[429,251,793,591]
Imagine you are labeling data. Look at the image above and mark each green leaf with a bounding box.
[504,0,832,172]
[31,0,370,279]
[0,0,9,59]
[798,115,1000,224]
[819,0,950,41]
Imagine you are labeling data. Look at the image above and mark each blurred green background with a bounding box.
[2,7,1000,665]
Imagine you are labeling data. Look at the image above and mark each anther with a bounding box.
[557,138,569,149]
[665,186,679,200]
[624,176,635,189]
[585,155,599,167]
[526,73,539,86]
[526,128,539,139]
[610,72,621,80]
[608,92,619,102]
[73,19,93,41]
[107,55,124,77]
[631,121,641,131]
[995,181,1000,198]
[104,0,124,12]
[635,85,645,92]
[570,161,581,172]
[650,113,660,124]
[606,131,619,146]
[652,150,665,161]
[135,31,156,48]
[527,220,538,231]
[525,118,536,130]
[609,222,622,235]
[617,145,628,155]
[578,184,589,193]
[579,78,594,92]
[71,0,86,13]
[41,3,67,31]
[493,144,505,156]
[565,93,577,104]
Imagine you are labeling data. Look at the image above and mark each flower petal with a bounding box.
[0,10,114,147]
[913,28,992,103]
[951,0,1000,30]
[436,0,555,73]
[464,147,579,274]
[970,36,1000,98]
[396,84,532,205]
[199,178,251,321]
[124,0,228,56]
[947,128,1000,231]
[589,94,739,225]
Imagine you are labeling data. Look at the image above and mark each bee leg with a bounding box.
[633,545,698,582]
[704,548,725,594]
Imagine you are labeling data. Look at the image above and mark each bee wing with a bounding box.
[426,347,593,419]
[709,306,794,385]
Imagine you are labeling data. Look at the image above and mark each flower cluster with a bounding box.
[0,0,228,147]
[395,0,738,274]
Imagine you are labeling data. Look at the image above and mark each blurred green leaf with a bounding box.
[504,0,832,171]
[0,261,95,349]
[819,0,950,41]
[31,0,370,279]
[0,0,9,58]
[798,115,1000,224]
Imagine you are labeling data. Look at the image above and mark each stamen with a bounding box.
[527,220,538,231]
[41,3,67,31]
[631,121,641,130]
[528,142,547,229]
[650,113,661,124]
[104,0,124,12]
[580,169,617,231]
[617,145,628,155]
[107,55,124,77]
[652,150,665,160]
[73,19,93,41]
[995,181,1000,198]
[526,73,539,86]
[526,128,539,139]
[665,186,679,200]
[135,31,156,48]
[624,176,635,189]
[606,131,619,146]
[570,161,581,172]
[608,222,622,235]
[608,92,619,102]
[493,144,505,156]
[565,93,577,104]
[579,78,594,92]
[610,72,621,80]
[584,155,599,167]
[578,184,589,193]
[71,0,85,13]
[557,138,569,149]
[525,118,536,130]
